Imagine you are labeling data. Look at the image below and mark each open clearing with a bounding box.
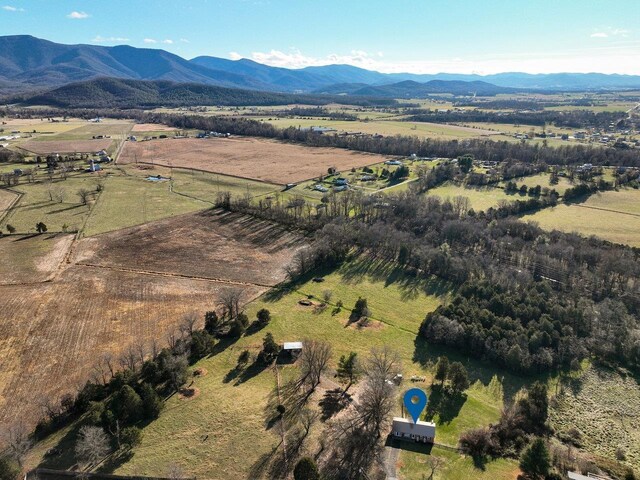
[19,139,113,155]
[131,123,179,132]
[522,189,640,246]
[0,188,18,214]
[119,137,387,184]
[0,211,304,432]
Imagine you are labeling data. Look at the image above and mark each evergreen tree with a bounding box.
[447,362,470,393]
[519,438,550,479]
[434,356,449,385]
[293,457,320,480]
[336,352,360,393]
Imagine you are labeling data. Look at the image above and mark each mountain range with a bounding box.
[1,35,640,97]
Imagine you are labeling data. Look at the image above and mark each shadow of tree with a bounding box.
[424,385,466,424]
[319,388,350,421]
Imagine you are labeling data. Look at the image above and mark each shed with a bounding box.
[283,342,303,359]
[391,417,436,443]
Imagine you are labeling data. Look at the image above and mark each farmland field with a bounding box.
[0,234,73,284]
[82,174,210,237]
[259,117,505,140]
[75,210,308,286]
[0,187,18,214]
[19,139,113,155]
[0,211,304,432]
[119,137,388,184]
[426,182,515,211]
[522,189,640,246]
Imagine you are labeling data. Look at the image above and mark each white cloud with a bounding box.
[236,44,640,75]
[591,27,631,39]
[3,5,24,11]
[143,38,157,44]
[179,38,190,43]
[162,39,174,44]
[92,35,130,43]
[67,11,89,19]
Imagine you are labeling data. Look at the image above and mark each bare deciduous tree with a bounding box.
[299,339,332,391]
[2,422,32,467]
[365,345,401,383]
[219,288,243,319]
[75,425,110,467]
[179,311,199,337]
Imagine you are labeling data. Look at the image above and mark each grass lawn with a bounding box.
[83,174,210,236]
[426,182,514,211]
[500,172,576,195]
[521,189,640,247]
[0,175,97,233]
[398,444,519,480]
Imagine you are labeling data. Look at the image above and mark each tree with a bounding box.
[75,425,110,466]
[237,349,250,366]
[113,385,143,424]
[519,438,550,479]
[5,224,15,234]
[139,383,163,420]
[434,356,449,385]
[256,308,271,327]
[120,426,143,449]
[349,297,369,323]
[517,381,548,432]
[258,332,280,364]
[293,457,320,480]
[77,188,90,205]
[0,457,20,480]
[204,310,222,336]
[228,312,249,337]
[337,352,361,394]
[447,361,470,393]
[35,222,47,233]
[459,427,494,458]
[365,345,401,383]
[299,339,332,390]
[1,423,31,467]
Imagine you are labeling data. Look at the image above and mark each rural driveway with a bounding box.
[383,438,400,480]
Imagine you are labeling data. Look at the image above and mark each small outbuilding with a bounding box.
[283,341,303,359]
[391,417,436,443]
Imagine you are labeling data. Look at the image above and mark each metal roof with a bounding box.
[392,417,436,437]
[283,342,303,350]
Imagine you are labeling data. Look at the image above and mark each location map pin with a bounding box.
[403,388,428,424]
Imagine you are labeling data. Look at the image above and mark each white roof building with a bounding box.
[391,417,436,443]
[283,342,303,351]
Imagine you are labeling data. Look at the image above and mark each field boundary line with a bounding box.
[74,261,276,288]
[0,187,23,225]
[570,203,640,218]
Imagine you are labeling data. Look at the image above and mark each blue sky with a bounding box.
[2,0,639,74]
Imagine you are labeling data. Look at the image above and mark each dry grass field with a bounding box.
[20,139,113,155]
[0,234,73,284]
[0,211,305,431]
[119,137,387,184]
[74,210,308,286]
[131,123,179,132]
[0,188,18,214]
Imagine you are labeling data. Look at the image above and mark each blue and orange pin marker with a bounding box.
[404,388,428,424]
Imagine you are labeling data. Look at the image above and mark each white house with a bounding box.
[391,417,436,443]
